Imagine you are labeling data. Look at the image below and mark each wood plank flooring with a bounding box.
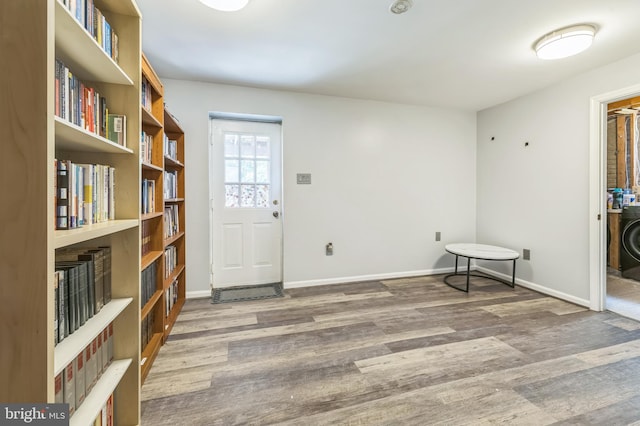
[607,274,640,321]
[140,275,640,425]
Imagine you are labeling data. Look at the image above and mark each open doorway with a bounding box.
[606,96,640,320]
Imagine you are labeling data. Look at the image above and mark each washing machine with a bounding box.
[620,206,640,280]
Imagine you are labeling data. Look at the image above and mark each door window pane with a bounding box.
[256,137,270,159]
[240,185,255,207]
[225,185,239,207]
[224,134,239,157]
[240,160,255,183]
[225,160,239,183]
[256,184,270,208]
[240,135,255,158]
[256,161,270,184]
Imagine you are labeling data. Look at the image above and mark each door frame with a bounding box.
[589,83,640,311]
[207,112,284,289]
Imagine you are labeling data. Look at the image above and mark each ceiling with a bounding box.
[136,0,640,111]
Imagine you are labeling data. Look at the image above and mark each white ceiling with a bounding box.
[136,0,640,111]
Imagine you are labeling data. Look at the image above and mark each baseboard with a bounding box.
[186,290,212,299]
[475,266,591,308]
[284,267,457,289]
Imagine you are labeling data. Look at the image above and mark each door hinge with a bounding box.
[597,213,602,221]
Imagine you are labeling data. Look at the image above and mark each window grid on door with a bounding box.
[224,133,271,208]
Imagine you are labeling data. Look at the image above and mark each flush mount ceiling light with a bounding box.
[199,0,249,12]
[390,0,413,14]
[534,24,596,60]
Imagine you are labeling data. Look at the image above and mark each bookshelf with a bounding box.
[139,54,186,384]
[0,0,141,424]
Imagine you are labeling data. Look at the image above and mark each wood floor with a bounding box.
[140,275,640,425]
[607,274,640,321]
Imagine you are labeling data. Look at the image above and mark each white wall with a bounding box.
[477,52,640,305]
[161,79,477,295]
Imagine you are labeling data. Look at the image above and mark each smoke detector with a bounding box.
[390,0,412,14]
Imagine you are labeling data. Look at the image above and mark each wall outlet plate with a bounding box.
[523,249,530,260]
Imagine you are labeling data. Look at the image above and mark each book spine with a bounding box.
[55,160,69,230]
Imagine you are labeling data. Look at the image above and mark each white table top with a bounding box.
[445,243,519,260]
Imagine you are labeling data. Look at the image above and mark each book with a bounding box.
[55,159,69,230]
[53,272,59,345]
[107,114,126,146]
[64,363,75,416]
[75,351,85,408]
[102,328,110,370]
[107,323,114,363]
[96,334,103,376]
[100,246,112,304]
[54,372,64,404]
[85,340,97,394]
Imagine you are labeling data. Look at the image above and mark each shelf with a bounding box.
[142,106,163,128]
[55,117,134,154]
[164,198,185,203]
[164,231,185,248]
[140,332,163,382]
[54,0,133,86]
[164,109,184,133]
[70,359,132,426]
[141,290,163,320]
[54,298,133,375]
[164,156,184,169]
[141,212,163,221]
[142,161,163,172]
[141,250,163,271]
[163,264,185,289]
[55,220,138,249]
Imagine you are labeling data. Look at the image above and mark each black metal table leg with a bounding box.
[465,256,471,292]
[510,258,516,287]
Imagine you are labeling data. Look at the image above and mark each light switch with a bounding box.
[297,173,311,184]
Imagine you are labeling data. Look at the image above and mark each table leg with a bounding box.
[511,259,516,288]
[454,255,459,275]
[465,256,470,292]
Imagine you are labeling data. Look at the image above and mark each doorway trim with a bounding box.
[589,83,640,311]
[207,111,284,290]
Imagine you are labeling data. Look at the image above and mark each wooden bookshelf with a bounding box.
[0,0,142,424]
[139,54,186,384]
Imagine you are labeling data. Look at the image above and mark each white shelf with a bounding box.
[54,0,133,86]
[55,220,138,249]
[70,359,132,426]
[55,117,134,154]
[54,298,133,375]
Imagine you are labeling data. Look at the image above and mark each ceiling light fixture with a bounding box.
[534,24,596,60]
[390,0,412,14]
[199,0,249,12]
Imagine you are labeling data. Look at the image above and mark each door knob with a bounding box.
[273,211,280,218]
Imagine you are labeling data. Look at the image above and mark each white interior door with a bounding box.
[210,119,282,288]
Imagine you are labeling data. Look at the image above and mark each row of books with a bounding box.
[141,130,154,164]
[141,76,154,112]
[92,394,114,426]
[165,279,179,318]
[164,170,179,200]
[54,323,114,417]
[55,59,126,146]
[141,261,158,309]
[141,309,157,353]
[60,0,119,64]
[164,245,178,279]
[141,220,153,257]
[141,178,157,214]
[164,135,178,161]
[55,160,115,230]
[164,205,180,240]
[54,247,112,345]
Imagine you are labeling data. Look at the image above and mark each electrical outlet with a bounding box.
[326,242,333,256]
[523,249,530,260]
[435,232,441,242]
